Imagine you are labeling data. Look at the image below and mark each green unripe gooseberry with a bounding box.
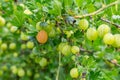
[71,46,80,54]
[61,44,71,56]
[97,24,110,37]
[1,43,7,50]
[103,33,115,45]
[17,68,25,77]
[70,68,79,78]
[9,43,16,50]
[39,58,47,68]
[0,16,6,27]
[78,19,89,31]
[86,27,98,41]
[26,41,34,49]
[112,34,120,47]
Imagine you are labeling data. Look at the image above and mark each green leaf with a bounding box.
[87,4,96,13]
[50,0,62,16]
[63,0,73,7]
[75,0,84,7]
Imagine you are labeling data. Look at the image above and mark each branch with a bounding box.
[74,1,119,18]
[100,18,120,28]
[56,52,61,80]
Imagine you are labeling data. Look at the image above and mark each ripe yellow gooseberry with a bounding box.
[70,68,79,78]
[78,19,89,31]
[36,30,48,44]
[103,33,115,45]
[97,24,111,37]
[112,34,120,47]
[86,27,98,41]
[0,16,6,27]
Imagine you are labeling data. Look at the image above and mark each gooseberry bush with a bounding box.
[0,0,120,80]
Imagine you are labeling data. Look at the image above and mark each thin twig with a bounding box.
[104,59,120,67]
[80,47,93,53]
[74,1,119,18]
[108,60,120,67]
[100,18,120,28]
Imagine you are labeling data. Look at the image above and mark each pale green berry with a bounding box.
[24,9,33,15]
[20,32,29,41]
[39,58,47,68]
[70,68,79,78]
[86,27,98,41]
[9,43,16,50]
[17,68,25,77]
[71,46,80,54]
[0,16,6,27]
[103,33,115,45]
[26,41,34,49]
[11,65,18,74]
[21,44,26,49]
[78,19,89,31]
[1,43,7,50]
[61,44,71,56]
[10,26,18,33]
[97,24,111,37]
[112,34,120,47]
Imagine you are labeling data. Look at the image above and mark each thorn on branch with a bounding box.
[100,18,120,28]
